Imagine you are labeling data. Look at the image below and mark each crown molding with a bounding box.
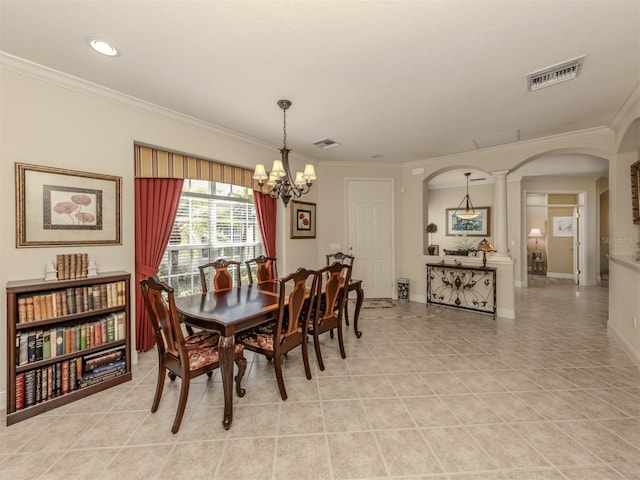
[609,81,640,132]
[0,52,320,165]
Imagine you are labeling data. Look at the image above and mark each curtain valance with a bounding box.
[134,144,258,189]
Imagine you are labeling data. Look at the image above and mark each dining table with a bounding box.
[174,278,364,429]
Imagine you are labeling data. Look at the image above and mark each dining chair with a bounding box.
[325,251,354,267]
[139,276,246,433]
[199,258,242,293]
[236,267,317,400]
[245,255,278,285]
[310,262,352,371]
[325,251,355,325]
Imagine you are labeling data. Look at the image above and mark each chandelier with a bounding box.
[253,100,317,206]
[453,172,479,220]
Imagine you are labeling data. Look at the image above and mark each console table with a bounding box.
[426,263,497,318]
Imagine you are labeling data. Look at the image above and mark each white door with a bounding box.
[346,179,393,298]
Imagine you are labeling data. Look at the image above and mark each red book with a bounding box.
[15,373,25,410]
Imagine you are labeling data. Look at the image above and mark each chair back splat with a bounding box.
[199,258,242,293]
[245,255,278,285]
[139,276,246,433]
[325,251,354,267]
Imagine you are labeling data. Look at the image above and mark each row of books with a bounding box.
[17,281,126,323]
[15,346,127,410]
[16,312,126,366]
[56,253,89,280]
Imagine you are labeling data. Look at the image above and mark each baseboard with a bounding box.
[546,272,574,279]
[608,323,640,368]
[497,308,516,319]
[0,390,5,416]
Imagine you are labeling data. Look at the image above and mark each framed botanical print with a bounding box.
[15,163,121,247]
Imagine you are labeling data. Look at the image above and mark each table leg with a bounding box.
[218,334,235,430]
[353,285,363,338]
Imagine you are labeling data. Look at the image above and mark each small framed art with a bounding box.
[290,200,316,239]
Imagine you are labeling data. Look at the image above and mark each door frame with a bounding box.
[345,177,395,299]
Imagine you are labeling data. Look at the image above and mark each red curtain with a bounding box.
[254,191,277,273]
[134,178,184,351]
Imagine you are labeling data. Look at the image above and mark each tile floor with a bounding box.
[1,278,639,479]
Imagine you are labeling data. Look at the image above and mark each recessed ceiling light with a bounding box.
[88,38,119,57]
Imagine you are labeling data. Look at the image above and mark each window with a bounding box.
[158,180,263,295]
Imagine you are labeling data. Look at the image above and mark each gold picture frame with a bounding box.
[15,163,121,247]
[632,160,639,224]
[290,200,316,239]
[446,207,491,236]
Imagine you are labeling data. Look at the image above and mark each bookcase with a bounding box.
[6,271,131,425]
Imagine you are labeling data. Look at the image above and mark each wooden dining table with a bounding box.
[174,279,364,429]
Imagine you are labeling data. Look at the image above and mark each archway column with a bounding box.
[491,169,510,257]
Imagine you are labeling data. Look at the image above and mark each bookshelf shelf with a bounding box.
[6,271,132,426]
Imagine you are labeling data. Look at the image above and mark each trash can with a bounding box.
[397,278,409,301]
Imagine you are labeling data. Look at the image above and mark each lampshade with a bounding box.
[528,228,543,238]
[252,99,317,207]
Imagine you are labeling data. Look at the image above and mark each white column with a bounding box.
[491,169,510,257]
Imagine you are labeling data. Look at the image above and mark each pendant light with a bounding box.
[454,172,480,220]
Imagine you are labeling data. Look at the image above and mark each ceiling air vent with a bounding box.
[527,55,585,92]
[312,138,340,149]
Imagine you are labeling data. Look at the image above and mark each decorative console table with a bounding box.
[426,263,497,318]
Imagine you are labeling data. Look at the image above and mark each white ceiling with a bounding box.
[1,0,638,172]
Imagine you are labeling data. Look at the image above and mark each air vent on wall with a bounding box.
[312,138,340,149]
[527,55,585,91]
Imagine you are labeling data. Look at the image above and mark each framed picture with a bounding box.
[631,160,639,224]
[446,207,490,236]
[552,216,574,237]
[15,163,121,247]
[290,200,316,239]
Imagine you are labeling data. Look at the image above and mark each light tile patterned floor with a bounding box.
[1,278,639,479]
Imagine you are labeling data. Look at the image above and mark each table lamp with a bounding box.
[528,228,543,260]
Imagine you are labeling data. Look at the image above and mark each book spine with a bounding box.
[47,366,53,399]
[15,373,25,410]
[70,254,76,280]
[19,332,28,365]
[33,295,42,321]
[69,358,76,391]
[66,288,75,315]
[42,330,51,360]
[65,327,72,355]
[117,312,125,341]
[64,254,70,280]
[56,254,63,280]
[27,331,36,363]
[55,328,64,357]
[26,296,34,322]
[41,366,48,402]
[45,294,54,319]
[55,362,61,396]
[24,370,36,407]
[18,296,27,323]
[35,368,42,403]
[35,329,44,362]
[61,360,69,394]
